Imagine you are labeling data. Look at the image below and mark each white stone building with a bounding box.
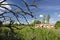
[35,24,54,29]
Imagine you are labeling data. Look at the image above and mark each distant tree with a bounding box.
[0,21,3,27]
[33,20,41,24]
[55,21,60,29]
[31,20,41,26]
[46,14,50,24]
[42,14,46,24]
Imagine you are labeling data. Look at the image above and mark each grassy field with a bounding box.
[0,26,60,40]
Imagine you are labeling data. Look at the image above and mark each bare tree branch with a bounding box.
[0,11,9,16]
[19,13,29,24]
[1,4,35,18]
[0,6,21,24]
[21,0,32,13]
[0,0,6,3]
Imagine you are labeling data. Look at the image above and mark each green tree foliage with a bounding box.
[42,14,46,24]
[33,20,41,24]
[0,21,3,27]
[55,21,60,29]
[31,20,41,26]
[46,14,50,24]
[0,27,24,40]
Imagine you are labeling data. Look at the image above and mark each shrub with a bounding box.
[55,21,60,29]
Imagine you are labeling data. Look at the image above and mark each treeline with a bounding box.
[1,20,60,29]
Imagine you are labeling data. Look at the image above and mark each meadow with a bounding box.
[0,25,60,40]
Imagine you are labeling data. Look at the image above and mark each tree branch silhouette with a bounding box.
[0,0,38,31]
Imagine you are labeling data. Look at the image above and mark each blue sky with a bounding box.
[1,0,60,24]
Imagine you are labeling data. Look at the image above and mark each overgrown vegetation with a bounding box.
[29,20,41,26]
[0,19,60,40]
[0,0,60,40]
[0,26,60,40]
[55,21,60,29]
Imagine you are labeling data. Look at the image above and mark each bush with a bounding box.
[0,27,24,40]
[30,20,41,26]
[55,21,60,29]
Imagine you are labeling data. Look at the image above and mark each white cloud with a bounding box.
[28,20,34,24]
[54,12,60,17]
[39,14,43,17]
[0,0,11,14]
[1,2,11,10]
[58,14,60,17]
[0,0,3,2]
[14,22,20,24]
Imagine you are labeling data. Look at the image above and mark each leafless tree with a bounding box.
[0,0,40,40]
[0,0,38,23]
[0,0,39,32]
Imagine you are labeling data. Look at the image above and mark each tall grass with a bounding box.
[0,26,60,40]
[19,27,58,40]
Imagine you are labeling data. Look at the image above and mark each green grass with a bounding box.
[19,27,58,40]
[0,26,60,40]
